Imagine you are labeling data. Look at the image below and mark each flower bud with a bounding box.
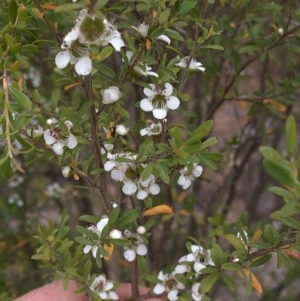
[116,124,129,136]
[137,226,146,234]
[109,229,122,239]
[62,166,71,177]
[102,86,121,104]
[278,28,284,35]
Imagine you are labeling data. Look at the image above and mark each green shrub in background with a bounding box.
[0,0,300,300]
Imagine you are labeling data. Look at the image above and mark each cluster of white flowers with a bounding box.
[90,275,118,300]
[140,83,180,119]
[153,245,214,301]
[177,163,203,189]
[44,120,77,155]
[103,146,160,199]
[123,229,147,262]
[55,9,124,76]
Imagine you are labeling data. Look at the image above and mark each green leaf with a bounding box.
[211,243,224,268]
[113,105,130,119]
[174,273,192,286]
[0,157,13,179]
[55,2,85,12]
[117,209,141,226]
[250,254,272,267]
[51,88,60,110]
[285,116,296,158]
[222,263,243,271]
[281,216,300,230]
[260,147,291,172]
[238,45,260,54]
[245,272,252,297]
[141,163,154,181]
[275,250,291,268]
[268,186,295,199]
[98,46,113,61]
[199,272,219,294]
[201,137,218,149]
[9,86,32,109]
[262,160,293,187]
[137,254,146,274]
[159,8,171,24]
[199,45,224,50]
[108,206,121,228]
[74,236,95,246]
[220,273,236,290]
[74,100,95,125]
[179,0,198,16]
[105,239,131,246]
[264,224,275,245]
[79,215,99,224]
[158,162,170,184]
[187,120,213,145]
[8,0,18,23]
[225,234,246,250]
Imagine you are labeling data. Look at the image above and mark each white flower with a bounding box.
[140,83,180,119]
[26,124,44,137]
[132,22,171,44]
[176,56,205,72]
[123,229,147,262]
[115,124,129,136]
[109,229,122,239]
[137,174,160,200]
[83,216,109,258]
[191,283,203,301]
[177,164,203,189]
[102,86,121,104]
[76,10,124,51]
[44,120,77,155]
[62,166,71,177]
[90,275,119,300]
[125,51,158,77]
[153,271,185,301]
[140,121,162,136]
[188,245,215,273]
[55,39,92,76]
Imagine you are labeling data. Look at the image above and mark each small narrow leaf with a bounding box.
[9,86,32,109]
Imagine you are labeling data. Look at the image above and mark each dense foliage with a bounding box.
[1,0,300,300]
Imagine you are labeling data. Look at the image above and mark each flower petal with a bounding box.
[124,249,136,262]
[111,169,125,182]
[182,179,192,189]
[109,37,125,51]
[104,161,116,171]
[154,283,165,295]
[67,134,77,149]
[83,245,91,254]
[157,34,171,44]
[143,85,156,97]
[137,190,148,200]
[136,244,147,256]
[52,142,64,155]
[75,57,92,76]
[122,181,137,195]
[168,290,179,301]
[153,108,167,119]
[140,98,153,112]
[164,83,173,96]
[177,175,186,186]
[192,165,203,177]
[167,96,180,110]
[108,291,119,300]
[175,264,188,274]
[194,262,206,273]
[55,51,71,69]
[149,183,160,195]
[140,128,148,136]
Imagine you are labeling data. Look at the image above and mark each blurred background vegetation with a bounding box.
[1,0,300,300]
